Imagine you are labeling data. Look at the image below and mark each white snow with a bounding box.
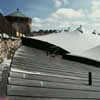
[30,31,100,61]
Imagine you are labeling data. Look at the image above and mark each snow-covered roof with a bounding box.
[31,30,100,61]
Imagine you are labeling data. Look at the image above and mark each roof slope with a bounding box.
[31,31,100,61]
[81,45,100,61]
[7,38,100,99]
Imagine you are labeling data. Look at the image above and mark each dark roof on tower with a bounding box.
[7,8,27,18]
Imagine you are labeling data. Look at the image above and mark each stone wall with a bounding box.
[0,38,21,63]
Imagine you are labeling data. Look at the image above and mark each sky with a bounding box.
[0,0,100,32]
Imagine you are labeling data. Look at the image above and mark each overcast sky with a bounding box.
[0,0,100,32]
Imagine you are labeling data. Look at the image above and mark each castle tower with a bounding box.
[5,8,32,37]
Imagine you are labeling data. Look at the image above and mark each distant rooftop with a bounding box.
[7,8,27,18]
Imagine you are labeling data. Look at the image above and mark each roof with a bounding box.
[7,44,100,99]
[1,38,100,99]
[32,31,100,61]
[7,8,27,18]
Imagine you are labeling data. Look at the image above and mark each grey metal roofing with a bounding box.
[1,38,100,99]
[7,45,100,99]
[7,9,27,18]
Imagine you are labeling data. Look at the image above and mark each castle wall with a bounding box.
[5,16,32,36]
